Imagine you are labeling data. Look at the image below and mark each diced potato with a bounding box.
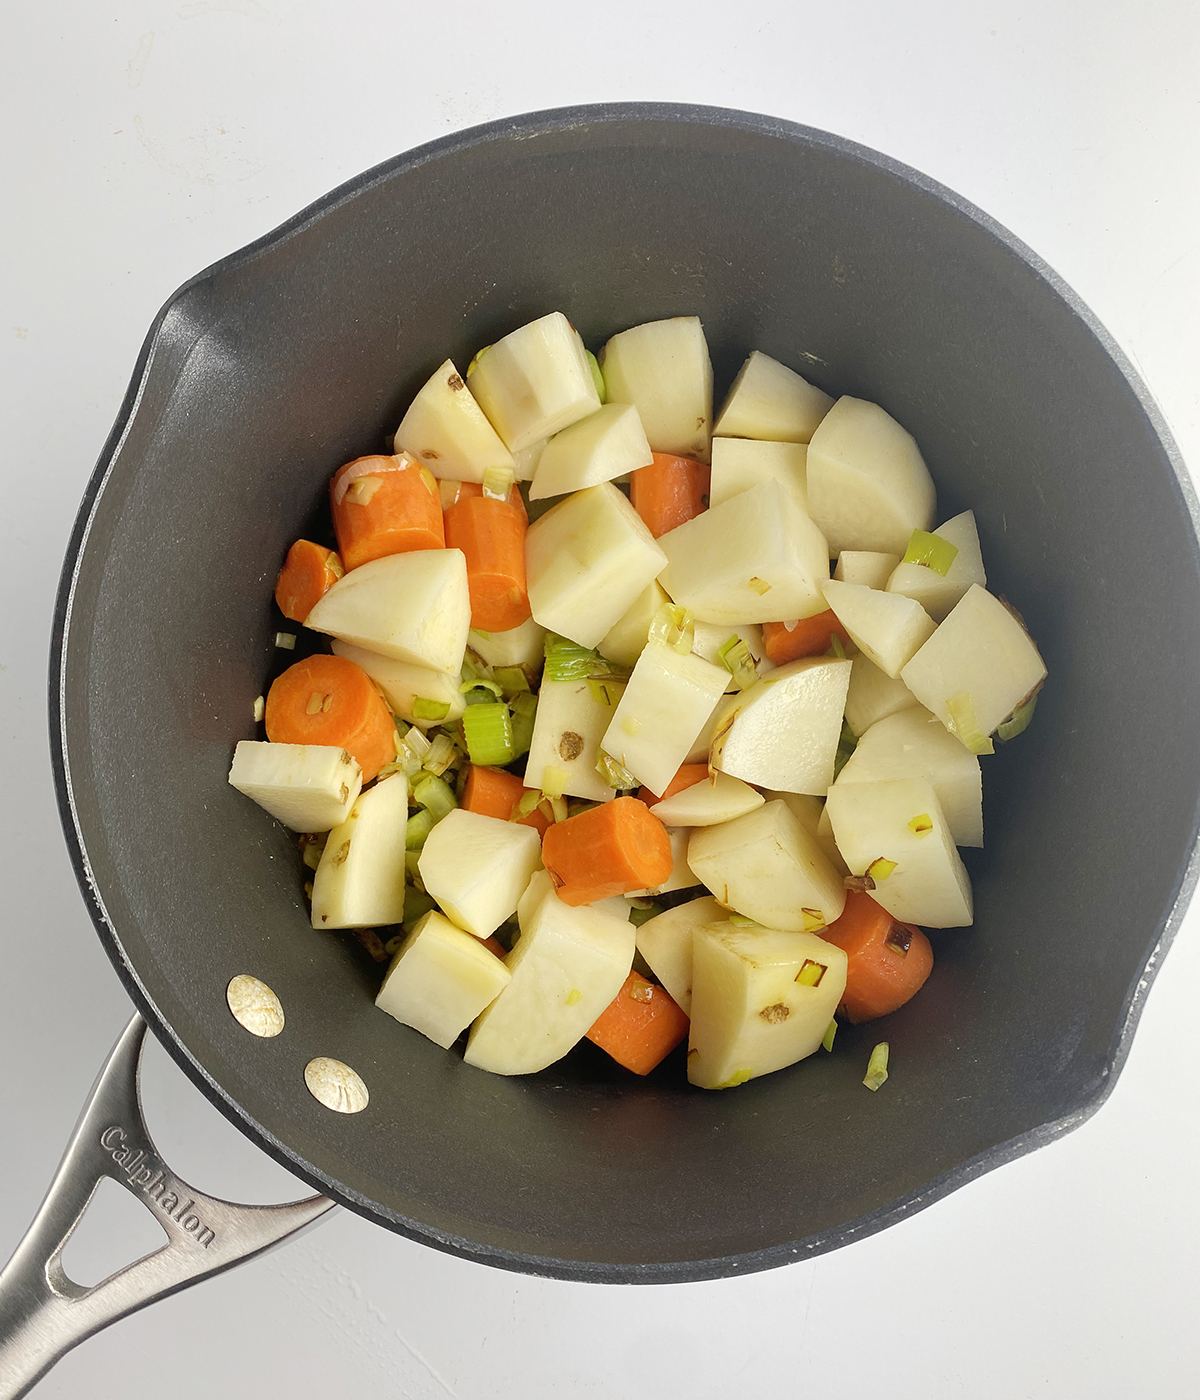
[464,885,635,1075]
[524,678,619,802]
[311,773,408,929]
[814,806,850,876]
[901,585,1047,742]
[821,579,935,679]
[835,550,900,590]
[529,403,653,499]
[525,483,667,648]
[635,894,728,1014]
[517,868,556,928]
[843,652,921,737]
[684,691,740,764]
[600,316,713,461]
[687,800,846,931]
[628,825,698,897]
[597,579,670,668]
[712,657,852,796]
[690,621,771,691]
[393,358,516,483]
[305,549,470,674]
[467,312,601,453]
[836,707,982,847]
[765,790,849,875]
[658,480,830,625]
[687,925,847,1089]
[712,350,834,443]
[649,772,764,827]
[709,438,808,514]
[330,640,465,729]
[600,642,729,796]
[417,808,543,939]
[467,617,547,673]
[375,910,512,1049]
[806,396,936,553]
[228,741,361,832]
[824,777,973,927]
[886,510,987,622]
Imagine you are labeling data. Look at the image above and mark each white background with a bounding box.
[3,2,1199,1396]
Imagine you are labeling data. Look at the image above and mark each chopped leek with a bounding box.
[540,766,568,800]
[728,913,759,927]
[648,603,695,655]
[466,344,491,377]
[843,873,876,893]
[801,908,827,933]
[549,795,569,823]
[946,690,995,756]
[252,695,265,722]
[885,923,913,956]
[460,677,504,700]
[833,719,858,780]
[509,692,537,757]
[586,349,606,402]
[461,702,515,766]
[412,773,457,823]
[493,665,530,694]
[998,689,1039,742]
[863,1041,890,1092]
[565,989,583,1006]
[384,933,405,956]
[482,464,515,500]
[821,1019,838,1053]
[512,789,543,820]
[907,813,933,835]
[404,725,432,760]
[596,750,639,791]
[405,808,435,849]
[412,697,451,722]
[828,633,847,660]
[422,733,459,777]
[718,635,758,690]
[275,631,296,650]
[866,856,897,882]
[795,958,827,987]
[902,529,959,576]
[404,851,425,888]
[747,576,771,595]
[542,634,631,684]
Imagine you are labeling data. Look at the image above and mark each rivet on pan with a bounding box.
[304,1057,369,1114]
[226,974,285,1038]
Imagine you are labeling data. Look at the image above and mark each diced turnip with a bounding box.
[529,403,653,499]
[228,741,361,832]
[814,806,850,875]
[330,640,465,729]
[597,579,670,668]
[709,438,808,514]
[628,825,698,897]
[417,808,543,939]
[467,617,547,673]
[467,312,601,453]
[843,653,921,737]
[835,550,900,590]
[311,773,408,929]
[684,691,740,764]
[649,771,764,827]
[525,483,667,648]
[690,621,771,690]
[806,396,936,553]
[836,707,983,847]
[375,910,512,1049]
[901,585,1047,743]
[821,579,935,679]
[687,925,847,1090]
[635,894,728,1014]
[464,885,635,1075]
[393,358,516,483]
[600,317,714,461]
[658,479,829,625]
[524,678,619,802]
[517,868,556,929]
[763,790,848,875]
[713,350,834,443]
[687,800,846,931]
[823,777,973,927]
[305,549,470,674]
[711,656,852,796]
[886,510,987,622]
[600,642,729,795]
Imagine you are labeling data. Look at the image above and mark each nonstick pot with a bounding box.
[3,103,1199,1394]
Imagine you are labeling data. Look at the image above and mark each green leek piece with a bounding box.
[586,349,606,402]
[946,690,995,755]
[412,773,457,823]
[795,958,827,987]
[511,789,543,821]
[863,1041,890,1092]
[866,856,897,882]
[411,697,450,722]
[998,690,1039,742]
[549,795,569,823]
[469,628,492,641]
[461,702,515,766]
[821,1019,838,1053]
[509,691,537,757]
[466,344,491,378]
[649,603,695,655]
[719,1068,754,1088]
[800,908,827,933]
[902,529,959,576]
[828,632,848,660]
[493,665,530,695]
[907,813,933,836]
[543,634,632,684]
[728,913,759,927]
[833,718,858,780]
[482,464,515,500]
[596,750,639,791]
[460,676,504,700]
[422,733,459,777]
[541,765,568,800]
[718,634,758,690]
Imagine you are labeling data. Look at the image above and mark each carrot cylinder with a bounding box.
[630,453,710,538]
[585,971,690,1075]
[264,653,395,783]
[541,796,673,905]
[637,763,710,807]
[461,763,550,836]
[274,540,345,622]
[819,890,934,1023]
[762,610,852,666]
[330,452,445,570]
[443,482,531,632]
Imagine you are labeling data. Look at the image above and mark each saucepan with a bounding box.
[3,103,1199,1398]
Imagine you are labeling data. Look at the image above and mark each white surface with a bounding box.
[2,1,1199,1395]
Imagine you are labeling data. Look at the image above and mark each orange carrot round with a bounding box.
[330,452,445,570]
[265,653,395,783]
[274,539,344,622]
[762,609,851,666]
[630,453,710,538]
[818,890,933,1023]
[443,483,530,632]
[541,796,672,906]
[585,971,689,1075]
[637,763,710,807]
[462,764,550,836]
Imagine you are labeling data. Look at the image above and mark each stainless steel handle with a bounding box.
[0,1016,335,1399]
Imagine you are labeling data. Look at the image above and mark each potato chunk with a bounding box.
[709,438,808,513]
[393,358,516,483]
[834,550,900,590]
[713,350,834,443]
[417,808,543,939]
[600,316,713,461]
[467,617,547,672]
[311,772,408,929]
[648,772,764,828]
[843,652,921,737]
[635,895,728,1014]
[228,741,361,832]
[529,403,653,499]
[885,510,987,622]
[821,578,936,679]
[331,640,465,729]
[597,580,671,668]
[524,677,619,802]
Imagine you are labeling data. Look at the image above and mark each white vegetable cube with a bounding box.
[524,678,619,802]
[526,483,667,648]
[709,438,808,514]
[806,396,936,554]
[687,800,846,932]
[901,585,1047,741]
[393,358,516,483]
[886,510,987,622]
[687,925,847,1090]
[821,578,935,679]
[648,772,764,827]
[627,825,697,897]
[684,691,740,764]
[824,777,973,927]
[600,642,729,795]
[417,808,543,938]
[311,773,408,929]
[635,896,729,1015]
[843,653,920,737]
[330,640,465,729]
[600,317,713,461]
[467,312,601,453]
[598,579,671,668]
[464,885,635,1075]
[529,403,653,499]
[375,911,512,1049]
[835,550,900,590]
[468,617,547,672]
[765,791,848,874]
[658,479,830,626]
[228,741,361,833]
[713,351,834,443]
[712,657,852,796]
[837,707,983,847]
[305,549,470,675]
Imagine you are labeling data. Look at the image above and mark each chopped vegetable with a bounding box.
[462,763,550,836]
[945,691,995,756]
[821,1019,837,1052]
[543,634,632,684]
[819,891,934,1023]
[712,350,833,443]
[863,1041,890,1091]
[412,697,452,722]
[629,452,711,538]
[417,808,543,938]
[412,772,457,823]
[717,635,758,690]
[330,452,445,570]
[460,700,515,766]
[648,603,695,655]
[228,741,362,832]
[541,796,673,906]
[585,971,690,1075]
[530,403,652,499]
[998,689,1039,742]
[265,653,396,783]
[443,480,532,633]
[901,528,959,576]
[310,773,409,930]
[274,540,345,622]
[761,610,852,667]
[405,808,435,850]
[596,750,639,791]
[638,762,709,806]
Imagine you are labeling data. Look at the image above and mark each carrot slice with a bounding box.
[461,764,550,836]
[630,453,710,538]
[330,453,444,570]
[274,540,344,622]
[443,483,530,632]
[762,610,852,665]
[541,796,673,905]
[638,763,710,807]
[819,890,933,1023]
[264,653,395,783]
[586,971,690,1075]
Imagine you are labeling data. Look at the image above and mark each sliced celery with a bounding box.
[405,808,435,850]
[461,702,515,766]
[902,529,959,576]
[412,773,457,823]
[509,691,537,757]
